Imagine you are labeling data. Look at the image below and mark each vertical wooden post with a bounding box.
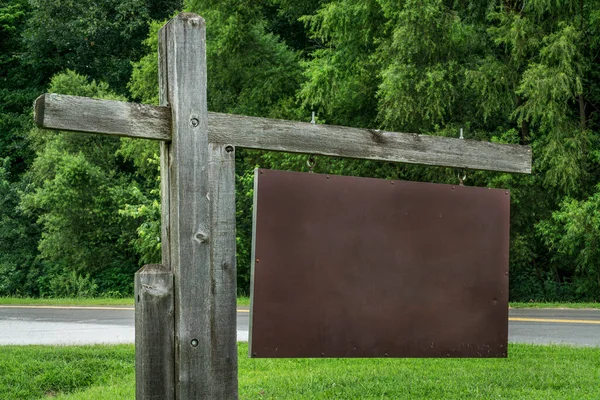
[135,264,174,400]
[208,143,238,395]
[158,13,238,398]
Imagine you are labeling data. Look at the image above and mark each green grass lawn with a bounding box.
[1,343,599,399]
[238,296,250,306]
[509,302,600,309]
[0,296,252,307]
[1,296,598,309]
[0,297,135,307]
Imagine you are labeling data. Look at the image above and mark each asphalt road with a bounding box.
[509,308,600,347]
[0,305,248,345]
[0,306,598,347]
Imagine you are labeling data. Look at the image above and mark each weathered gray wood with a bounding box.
[160,141,171,268]
[159,13,238,399]
[34,94,170,141]
[135,264,174,400]
[33,93,532,173]
[207,143,238,397]
[159,24,171,268]
[209,112,532,174]
[160,13,209,398]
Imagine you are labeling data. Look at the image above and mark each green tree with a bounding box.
[0,157,43,296]
[0,0,44,296]
[294,0,600,300]
[21,71,144,296]
[126,0,600,298]
[24,0,182,94]
[9,0,597,300]
[0,0,38,174]
[0,0,184,297]
[537,188,600,299]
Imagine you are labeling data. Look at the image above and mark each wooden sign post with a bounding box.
[34,12,532,400]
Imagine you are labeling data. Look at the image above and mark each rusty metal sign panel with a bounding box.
[249,169,509,358]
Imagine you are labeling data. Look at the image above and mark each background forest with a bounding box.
[1,0,599,301]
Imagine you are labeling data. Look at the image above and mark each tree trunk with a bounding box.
[579,94,586,130]
[520,119,529,145]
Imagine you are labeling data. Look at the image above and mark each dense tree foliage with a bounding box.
[0,0,181,296]
[20,71,145,296]
[1,0,599,300]
[1,0,36,173]
[0,0,44,295]
[24,0,181,94]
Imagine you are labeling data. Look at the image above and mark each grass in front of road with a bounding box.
[2,295,598,309]
[0,296,252,307]
[0,297,135,307]
[1,343,599,399]
[237,296,250,306]
[510,302,600,309]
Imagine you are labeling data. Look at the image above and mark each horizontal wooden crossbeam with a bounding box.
[35,94,171,141]
[209,113,532,173]
[34,93,532,173]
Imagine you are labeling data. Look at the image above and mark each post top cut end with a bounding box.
[34,94,46,128]
[136,264,170,275]
[160,13,205,35]
[174,12,205,23]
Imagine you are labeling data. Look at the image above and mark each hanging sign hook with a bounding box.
[307,111,317,172]
[457,128,466,184]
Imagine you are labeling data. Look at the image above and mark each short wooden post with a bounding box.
[159,13,239,398]
[135,264,174,400]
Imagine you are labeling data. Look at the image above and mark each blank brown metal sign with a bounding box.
[249,169,509,358]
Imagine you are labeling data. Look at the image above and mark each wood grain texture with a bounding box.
[34,94,170,141]
[159,12,238,399]
[159,22,171,269]
[34,94,532,173]
[160,141,171,268]
[135,264,174,400]
[208,112,532,174]
[207,143,238,397]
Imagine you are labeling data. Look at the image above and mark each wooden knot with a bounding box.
[141,283,169,297]
[368,129,386,144]
[194,231,208,244]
